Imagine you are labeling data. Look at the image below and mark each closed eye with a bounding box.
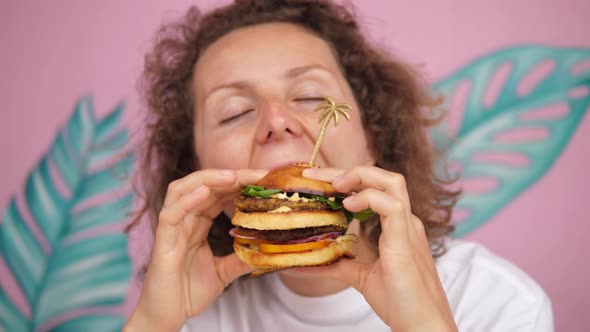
[220,109,254,125]
[293,97,325,103]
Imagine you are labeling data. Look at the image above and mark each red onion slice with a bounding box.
[286,231,342,244]
[230,228,343,244]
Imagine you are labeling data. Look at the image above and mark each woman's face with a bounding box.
[193,23,374,170]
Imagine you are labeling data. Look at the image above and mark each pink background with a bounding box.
[2,0,589,330]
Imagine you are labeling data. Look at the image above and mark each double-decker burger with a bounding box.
[230,163,373,276]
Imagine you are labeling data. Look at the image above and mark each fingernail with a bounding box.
[219,169,235,176]
[302,168,315,177]
[342,195,355,205]
[255,169,268,175]
[333,174,344,185]
[192,185,207,195]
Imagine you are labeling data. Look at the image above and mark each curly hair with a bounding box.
[129,0,459,258]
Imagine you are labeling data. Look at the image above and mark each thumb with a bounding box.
[293,259,372,292]
[214,253,254,287]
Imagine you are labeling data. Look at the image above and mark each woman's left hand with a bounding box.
[299,166,458,332]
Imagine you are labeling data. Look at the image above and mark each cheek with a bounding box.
[195,130,253,169]
[323,120,373,165]
[326,120,365,145]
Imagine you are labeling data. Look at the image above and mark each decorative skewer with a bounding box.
[309,96,352,167]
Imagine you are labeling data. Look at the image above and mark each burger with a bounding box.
[230,163,373,276]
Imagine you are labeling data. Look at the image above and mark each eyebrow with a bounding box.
[204,64,334,102]
[205,81,251,101]
[286,64,333,79]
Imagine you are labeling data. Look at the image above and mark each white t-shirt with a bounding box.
[181,240,553,331]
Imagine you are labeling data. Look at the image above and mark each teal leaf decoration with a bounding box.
[0,97,133,332]
[432,45,590,237]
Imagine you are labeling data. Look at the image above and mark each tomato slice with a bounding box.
[234,237,265,245]
[259,240,332,253]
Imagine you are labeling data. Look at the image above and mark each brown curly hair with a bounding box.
[130,0,459,257]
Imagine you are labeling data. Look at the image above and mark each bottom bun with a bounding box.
[234,234,358,277]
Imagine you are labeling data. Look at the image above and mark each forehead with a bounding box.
[193,23,342,96]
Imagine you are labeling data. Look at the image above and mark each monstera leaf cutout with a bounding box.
[0,97,133,331]
[432,45,590,237]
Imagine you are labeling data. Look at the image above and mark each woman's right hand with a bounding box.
[124,169,266,332]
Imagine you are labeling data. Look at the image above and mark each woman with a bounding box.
[124,1,553,331]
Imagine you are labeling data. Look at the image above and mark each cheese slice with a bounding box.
[269,192,312,202]
[268,206,293,213]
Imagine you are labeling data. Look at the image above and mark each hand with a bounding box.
[298,166,458,332]
[125,169,266,332]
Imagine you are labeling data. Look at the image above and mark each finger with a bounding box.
[182,187,230,221]
[293,259,372,292]
[182,201,226,248]
[200,169,270,194]
[208,169,270,208]
[333,166,411,209]
[333,166,414,227]
[160,185,210,227]
[164,169,268,208]
[176,187,234,249]
[188,169,269,201]
[159,169,268,252]
[154,186,211,255]
[301,167,345,183]
[163,169,238,208]
[236,169,268,186]
[214,253,254,288]
[343,189,412,244]
[343,188,406,218]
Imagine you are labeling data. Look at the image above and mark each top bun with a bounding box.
[257,163,339,196]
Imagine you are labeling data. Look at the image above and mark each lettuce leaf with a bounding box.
[242,185,375,223]
[242,185,282,198]
[307,194,343,210]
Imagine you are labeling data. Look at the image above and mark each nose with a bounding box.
[255,100,304,144]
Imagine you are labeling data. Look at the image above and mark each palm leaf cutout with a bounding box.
[431,45,590,237]
[0,97,133,332]
[309,97,351,166]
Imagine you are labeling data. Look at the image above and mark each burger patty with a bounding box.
[236,225,346,242]
[234,195,332,212]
